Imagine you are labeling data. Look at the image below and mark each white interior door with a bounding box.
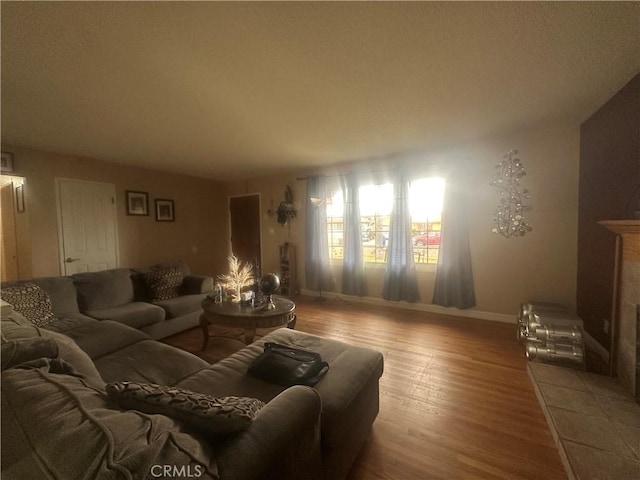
[57,179,119,275]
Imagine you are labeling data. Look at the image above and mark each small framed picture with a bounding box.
[155,199,175,222]
[1,152,14,173]
[126,190,149,216]
[15,184,25,213]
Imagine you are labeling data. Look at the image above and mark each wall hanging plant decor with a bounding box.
[490,150,532,238]
[276,185,296,226]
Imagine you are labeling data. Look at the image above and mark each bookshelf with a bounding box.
[278,243,297,297]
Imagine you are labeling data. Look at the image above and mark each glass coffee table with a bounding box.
[199,295,296,350]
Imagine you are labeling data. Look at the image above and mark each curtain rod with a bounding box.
[296,155,460,181]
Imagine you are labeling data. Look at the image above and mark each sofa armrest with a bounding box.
[182,275,214,294]
[216,386,323,480]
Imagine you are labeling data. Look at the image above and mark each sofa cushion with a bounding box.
[73,268,135,311]
[1,318,105,387]
[57,319,149,360]
[85,302,165,329]
[107,382,265,435]
[94,339,208,385]
[2,276,80,316]
[31,276,80,315]
[1,337,58,371]
[133,261,193,300]
[1,362,219,479]
[41,313,97,334]
[154,293,208,319]
[144,266,184,301]
[183,275,215,295]
[0,282,55,326]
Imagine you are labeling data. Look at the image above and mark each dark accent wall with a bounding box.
[577,73,640,348]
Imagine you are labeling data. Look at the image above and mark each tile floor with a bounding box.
[528,362,640,480]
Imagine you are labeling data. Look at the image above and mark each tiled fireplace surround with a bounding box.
[528,220,640,480]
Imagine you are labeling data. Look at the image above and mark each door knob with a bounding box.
[65,257,80,263]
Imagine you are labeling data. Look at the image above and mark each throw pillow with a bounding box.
[106,382,265,435]
[0,283,55,327]
[143,267,183,301]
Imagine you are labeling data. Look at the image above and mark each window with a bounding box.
[326,177,445,264]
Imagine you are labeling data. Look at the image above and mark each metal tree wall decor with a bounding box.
[490,150,532,238]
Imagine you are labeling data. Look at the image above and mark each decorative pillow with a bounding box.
[106,382,265,435]
[143,267,184,301]
[0,283,55,326]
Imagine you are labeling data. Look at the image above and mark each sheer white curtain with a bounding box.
[382,170,419,302]
[432,179,476,308]
[340,172,366,296]
[305,175,333,292]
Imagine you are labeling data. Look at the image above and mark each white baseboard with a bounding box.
[299,289,516,324]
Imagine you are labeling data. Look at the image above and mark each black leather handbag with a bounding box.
[248,342,329,387]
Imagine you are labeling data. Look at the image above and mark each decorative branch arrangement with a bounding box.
[490,150,532,238]
[217,255,254,302]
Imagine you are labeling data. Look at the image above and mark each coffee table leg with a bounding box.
[199,315,210,351]
[287,314,297,330]
[244,327,256,345]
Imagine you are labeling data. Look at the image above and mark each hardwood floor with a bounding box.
[163,297,567,480]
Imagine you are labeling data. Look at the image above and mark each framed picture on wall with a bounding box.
[126,190,149,216]
[1,152,14,173]
[155,199,175,222]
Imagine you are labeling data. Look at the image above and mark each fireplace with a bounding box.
[601,220,640,402]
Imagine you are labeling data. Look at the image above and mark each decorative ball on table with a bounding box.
[259,273,280,310]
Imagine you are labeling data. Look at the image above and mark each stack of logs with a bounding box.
[517,302,585,367]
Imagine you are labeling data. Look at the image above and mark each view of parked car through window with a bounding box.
[326,177,444,265]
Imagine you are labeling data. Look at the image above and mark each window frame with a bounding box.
[325,176,444,267]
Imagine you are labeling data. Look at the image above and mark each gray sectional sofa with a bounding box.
[2,260,213,340]
[0,264,384,480]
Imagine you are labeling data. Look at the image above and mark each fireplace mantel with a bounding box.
[599,219,639,399]
[600,220,640,260]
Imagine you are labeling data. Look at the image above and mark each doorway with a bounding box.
[0,176,23,281]
[229,194,261,270]
[56,179,119,275]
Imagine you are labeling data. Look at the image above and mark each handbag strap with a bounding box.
[302,361,329,386]
[264,342,322,361]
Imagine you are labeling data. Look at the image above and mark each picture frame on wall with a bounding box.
[155,199,175,222]
[126,190,149,216]
[1,152,14,173]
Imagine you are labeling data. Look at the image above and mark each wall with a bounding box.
[225,175,307,277]
[3,120,581,317]
[577,73,640,349]
[0,145,228,278]
[228,123,581,317]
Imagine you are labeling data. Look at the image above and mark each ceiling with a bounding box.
[2,2,639,181]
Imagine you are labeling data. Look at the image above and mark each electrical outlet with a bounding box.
[603,318,610,334]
